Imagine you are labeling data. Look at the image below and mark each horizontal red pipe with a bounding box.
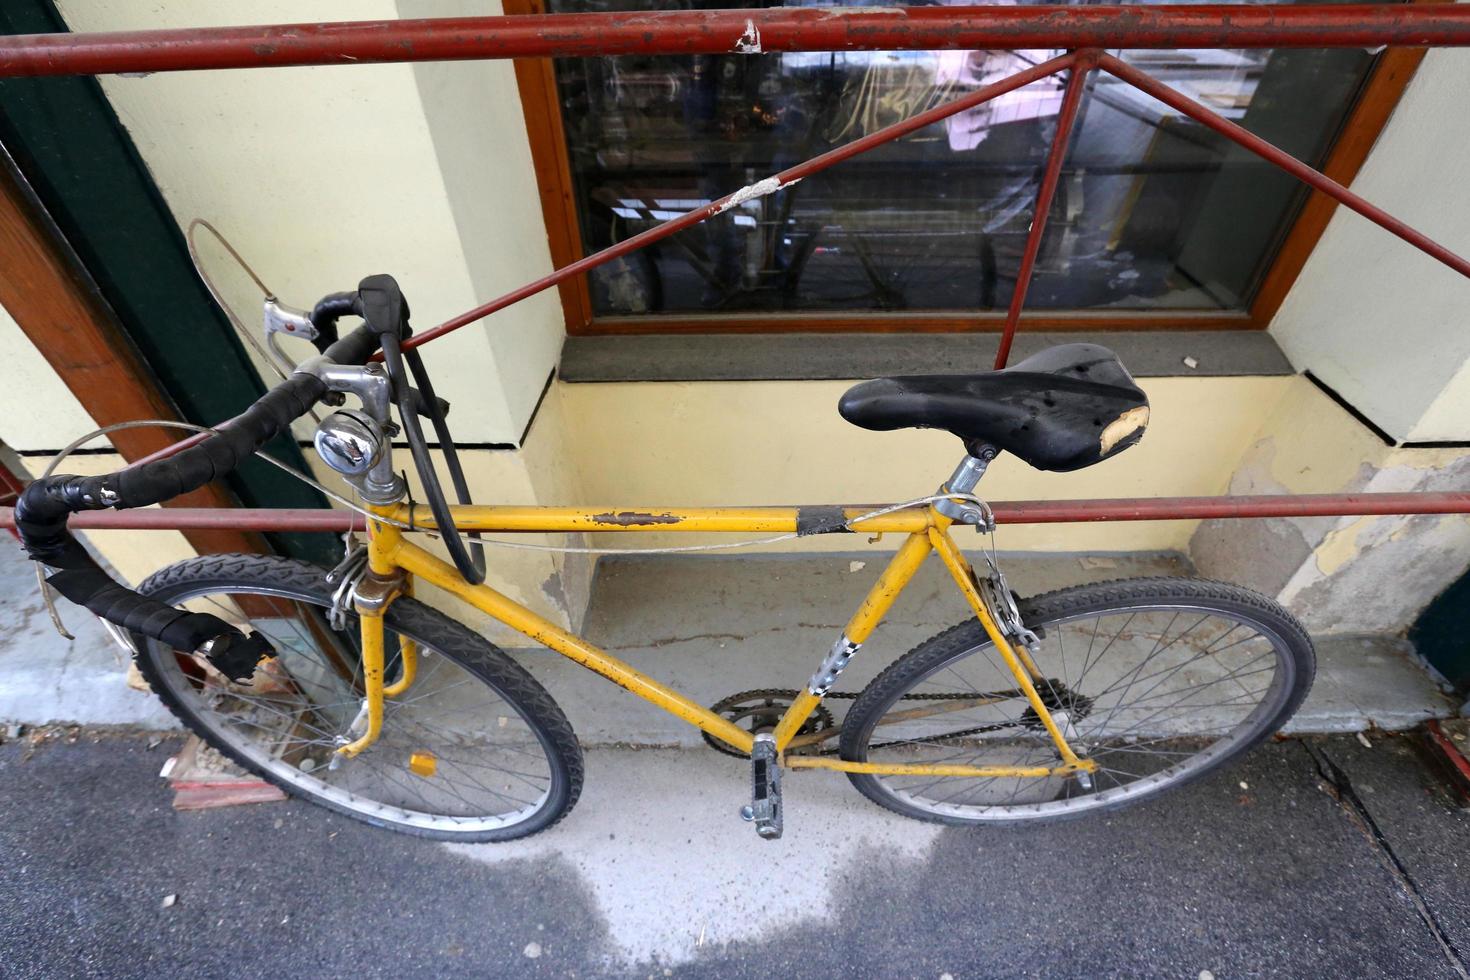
[5,492,1470,533]
[3,6,1470,78]
[988,492,1470,524]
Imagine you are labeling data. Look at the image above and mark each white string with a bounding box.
[30,417,994,633]
[33,418,393,638]
[40,418,993,554]
[444,493,992,556]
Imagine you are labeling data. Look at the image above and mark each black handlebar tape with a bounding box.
[321,322,381,367]
[15,373,327,680]
[116,375,325,512]
[16,292,382,678]
[44,567,269,682]
[309,291,360,352]
[17,374,323,562]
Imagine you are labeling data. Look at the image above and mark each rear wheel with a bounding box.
[135,555,583,841]
[839,577,1314,825]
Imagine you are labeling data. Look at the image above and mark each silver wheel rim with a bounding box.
[857,602,1297,822]
[145,582,555,834]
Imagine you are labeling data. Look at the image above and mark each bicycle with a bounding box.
[17,274,1314,842]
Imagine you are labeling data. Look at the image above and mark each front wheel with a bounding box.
[135,555,583,841]
[839,577,1314,825]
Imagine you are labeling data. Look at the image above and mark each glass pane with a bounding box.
[546,0,1384,317]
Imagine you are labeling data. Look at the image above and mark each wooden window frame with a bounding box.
[505,0,1432,337]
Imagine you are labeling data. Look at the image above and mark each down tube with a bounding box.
[389,538,758,752]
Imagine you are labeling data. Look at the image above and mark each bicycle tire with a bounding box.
[839,577,1314,825]
[135,554,583,842]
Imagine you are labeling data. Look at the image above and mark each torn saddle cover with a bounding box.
[837,343,1150,472]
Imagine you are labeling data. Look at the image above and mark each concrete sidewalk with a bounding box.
[4,537,1466,976]
[2,731,1468,978]
[5,542,1455,738]
[529,552,1459,746]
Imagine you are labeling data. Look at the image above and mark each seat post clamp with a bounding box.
[935,448,996,528]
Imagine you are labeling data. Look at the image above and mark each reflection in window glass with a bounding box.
[546,0,1382,317]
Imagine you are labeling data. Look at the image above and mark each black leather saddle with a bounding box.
[838,344,1149,472]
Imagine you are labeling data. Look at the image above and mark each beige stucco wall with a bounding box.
[1270,49,1470,442]
[36,0,585,630]
[557,376,1295,553]
[0,304,97,452]
[55,0,562,448]
[1191,375,1470,632]
[0,305,192,593]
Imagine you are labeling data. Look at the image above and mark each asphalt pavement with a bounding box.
[2,730,1469,979]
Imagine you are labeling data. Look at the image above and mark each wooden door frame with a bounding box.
[0,146,264,558]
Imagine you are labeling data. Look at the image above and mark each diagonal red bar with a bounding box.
[399,52,1076,353]
[994,54,1094,370]
[1099,52,1470,282]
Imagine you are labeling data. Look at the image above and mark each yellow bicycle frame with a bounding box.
[335,501,1096,781]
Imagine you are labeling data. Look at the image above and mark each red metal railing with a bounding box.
[5,492,1470,535]
[2,6,1470,73]
[1,6,1468,532]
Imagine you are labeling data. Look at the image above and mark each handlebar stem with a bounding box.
[295,356,405,506]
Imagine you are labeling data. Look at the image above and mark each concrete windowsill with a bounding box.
[560,330,1293,383]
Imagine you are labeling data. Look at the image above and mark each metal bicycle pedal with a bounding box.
[739,733,783,840]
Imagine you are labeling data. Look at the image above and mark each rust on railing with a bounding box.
[2,6,1470,76]
[5,492,1470,533]
[1,6,1467,532]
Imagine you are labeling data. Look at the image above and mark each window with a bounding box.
[510,0,1420,333]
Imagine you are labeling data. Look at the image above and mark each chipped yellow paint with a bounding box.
[380,503,927,535]
[1313,516,1376,577]
[335,611,386,760]
[1381,444,1470,473]
[1258,377,1389,493]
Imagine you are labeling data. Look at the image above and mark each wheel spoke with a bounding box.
[851,590,1307,823]
[140,573,569,838]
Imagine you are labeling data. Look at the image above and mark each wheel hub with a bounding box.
[1019,681,1095,731]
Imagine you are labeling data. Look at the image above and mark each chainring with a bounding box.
[702,688,835,758]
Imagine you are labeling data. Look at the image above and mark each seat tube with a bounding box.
[772,530,934,751]
[933,445,996,523]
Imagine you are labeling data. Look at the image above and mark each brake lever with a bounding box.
[262,297,318,375]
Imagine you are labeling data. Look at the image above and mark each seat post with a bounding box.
[934,445,997,525]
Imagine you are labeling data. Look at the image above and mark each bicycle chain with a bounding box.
[704,686,1056,758]
[716,686,1039,702]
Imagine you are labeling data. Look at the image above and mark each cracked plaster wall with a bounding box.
[1191,377,1470,633]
